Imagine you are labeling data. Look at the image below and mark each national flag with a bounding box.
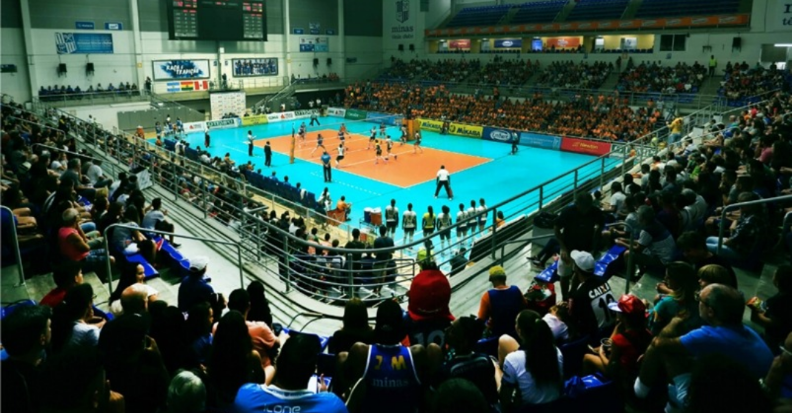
[166,82,180,93]
[194,80,208,91]
[180,81,194,91]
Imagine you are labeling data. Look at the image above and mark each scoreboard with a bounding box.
[168,0,267,41]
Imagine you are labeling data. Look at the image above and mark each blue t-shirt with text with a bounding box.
[234,383,348,413]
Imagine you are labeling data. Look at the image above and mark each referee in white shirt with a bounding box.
[435,165,453,200]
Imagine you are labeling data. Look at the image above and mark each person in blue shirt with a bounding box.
[335,299,442,413]
[177,256,216,312]
[235,334,348,413]
[321,151,332,182]
[634,284,774,412]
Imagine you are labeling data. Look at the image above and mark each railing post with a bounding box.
[256,219,262,262]
[1,206,26,285]
[539,186,544,210]
[599,158,605,189]
[573,169,579,199]
[237,244,245,288]
[284,237,291,292]
[347,253,355,298]
[625,236,635,295]
[490,207,497,259]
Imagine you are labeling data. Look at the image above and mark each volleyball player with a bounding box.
[385,136,395,160]
[402,203,417,248]
[456,203,468,246]
[298,122,307,146]
[400,125,408,145]
[367,126,377,150]
[374,140,388,164]
[476,198,488,236]
[437,205,453,253]
[385,199,399,237]
[466,200,477,239]
[335,143,345,168]
[339,122,348,136]
[310,133,326,156]
[379,122,387,137]
[414,131,424,154]
[338,128,346,145]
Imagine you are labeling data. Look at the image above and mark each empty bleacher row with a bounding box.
[635,0,740,18]
[511,0,567,24]
[565,0,629,21]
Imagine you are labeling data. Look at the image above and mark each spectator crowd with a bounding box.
[38,81,140,101]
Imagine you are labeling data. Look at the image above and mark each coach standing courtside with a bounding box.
[435,165,453,200]
[264,141,272,167]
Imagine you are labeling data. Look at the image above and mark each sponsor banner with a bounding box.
[365,111,402,126]
[293,109,318,119]
[494,39,522,48]
[241,115,269,126]
[345,109,367,121]
[560,137,612,156]
[266,112,296,123]
[449,122,483,138]
[328,107,346,117]
[206,118,239,130]
[448,39,471,49]
[183,121,206,132]
[483,127,518,143]
[55,33,113,54]
[299,37,329,52]
[545,37,581,49]
[519,132,562,150]
[152,60,211,80]
[417,118,443,133]
[232,58,278,77]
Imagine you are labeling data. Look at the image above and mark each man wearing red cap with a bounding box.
[405,248,455,348]
[582,294,652,385]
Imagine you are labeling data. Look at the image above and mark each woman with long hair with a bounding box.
[109,262,158,314]
[329,298,374,354]
[648,262,701,335]
[422,205,436,236]
[51,283,104,353]
[498,310,563,411]
[246,280,273,327]
[207,310,266,408]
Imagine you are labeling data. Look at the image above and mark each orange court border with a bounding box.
[254,129,491,188]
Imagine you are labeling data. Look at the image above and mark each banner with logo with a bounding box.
[494,39,522,48]
[55,33,113,54]
[387,0,416,41]
[206,118,239,130]
[519,132,562,150]
[449,122,483,139]
[767,1,792,32]
[365,111,402,126]
[266,112,297,123]
[448,39,471,49]
[299,37,329,52]
[545,37,581,49]
[483,127,518,143]
[152,60,211,80]
[417,118,443,133]
[328,107,346,117]
[183,121,206,132]
[241,115,269,126]
[560,137,612,156]
[293,109,318,119]
[232,58,278,77]
[345,109,368,121]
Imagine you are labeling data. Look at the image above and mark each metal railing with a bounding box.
[34,90,146,106]
[149,93,207,120]
[102,224,245,293]
[1,206,26,286]
[717,194,792,254]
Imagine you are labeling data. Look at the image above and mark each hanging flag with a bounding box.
[180,81,194,91]
[166,82,180,92]
[194,80,209,91]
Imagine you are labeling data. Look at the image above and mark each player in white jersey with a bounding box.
[466,200,477,242]
[456,203,468,245]
[436,205,453,253]
[335,143,345,168]
[414,131,424,154]
[476,198,488,236]
[400,126,408,145]
[367,127,377,150]
[380,122,387,137]
[402,203,417,248]
[384,199,399,237]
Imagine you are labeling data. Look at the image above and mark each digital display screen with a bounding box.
[167,0,267,41]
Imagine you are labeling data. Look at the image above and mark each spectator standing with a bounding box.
[373,225,394,295]
[555,193,604,300]
[478,265,526,339]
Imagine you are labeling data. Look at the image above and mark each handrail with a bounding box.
[0,205,26,286]
[717,194,792,254]
[102,223,245,294]
[149,92,206,120]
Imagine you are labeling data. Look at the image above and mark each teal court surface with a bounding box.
[182,116,617,242]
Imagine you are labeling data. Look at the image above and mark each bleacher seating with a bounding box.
[446,4,511,27]
[635,0,740,18]
[511,1,567,24]
[566,0,630,21]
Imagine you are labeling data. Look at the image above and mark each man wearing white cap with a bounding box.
[177,256,215,312]
[567,250,616,337]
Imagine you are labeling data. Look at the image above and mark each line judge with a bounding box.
[435,165,453,201]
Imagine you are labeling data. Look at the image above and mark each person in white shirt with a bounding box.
[605,181,627,218]
[86,159,113,188]
[434,165,453,201]
[142,198,180,247]
[385,199,399,237]
[476,198,488,236]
